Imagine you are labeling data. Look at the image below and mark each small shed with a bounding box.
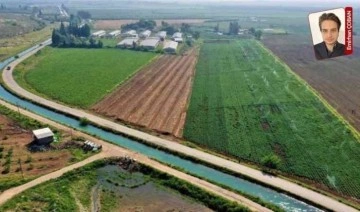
[173,37,183,43]
[32,128,54,145]
[157,31,167,41]
[163,41,178,53]
[172,32,182,38]
[140,38,159,50]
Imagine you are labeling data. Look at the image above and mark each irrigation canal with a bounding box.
[0,44,323,212]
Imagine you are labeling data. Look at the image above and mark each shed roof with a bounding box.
[92,30,106,36]
[163,41,178,50]
[117,38,139,46]
[109,30,121,36]
[172,32,182,38]
[140,38,159,47]
[141,30,151,36]
[157,31,167,37]
[33,128,54,139]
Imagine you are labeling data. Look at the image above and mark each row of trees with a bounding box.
[122,19,156,31]
[52,15,102,48]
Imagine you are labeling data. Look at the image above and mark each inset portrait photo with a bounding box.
[309,7,353,60]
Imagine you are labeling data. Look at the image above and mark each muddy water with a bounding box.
[95,165,212,212]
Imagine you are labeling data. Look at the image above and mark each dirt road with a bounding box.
[1,41,358,212]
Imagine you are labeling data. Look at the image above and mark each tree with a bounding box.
[97,40,103,48]
[52,29,61,46]
[181,23,191,34]
[214,23,219,32]
[248,27,255,34]
[60,22,66,35]
[228,21,239,35]
[193,31,200,39]
[254,30,262,40]
[261,154,281,169]
[80,24,91,37]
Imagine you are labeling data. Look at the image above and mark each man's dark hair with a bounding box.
[319,13,341,31]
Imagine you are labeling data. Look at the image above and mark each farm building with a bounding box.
[163,41,178,53]
[107,30,121,38]
[157,31,167,40]
[32,128,54,145]
[123,30,138,38]
[140,30,151,38]
[172,32,182,38]
[173,37,183,43]
[91,30,106,38]
[117,38,139,48]
[140,38,160,50]
[172,32,183,43]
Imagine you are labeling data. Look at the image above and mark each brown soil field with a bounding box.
[263,34,360,133]
[0,114,91,190]
[92,48,199,137]
[94,19,207,30]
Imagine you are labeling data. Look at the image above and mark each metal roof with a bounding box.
[157,31,167,38]
[117,38,139,46]
[92,30,106,36]
[140,38,159,47]
[141,30,151,37]
[172,32,182,38]
[109,30,121,36]
[163,41,178,50]
[174,37,183,42]
[33,128,54,139]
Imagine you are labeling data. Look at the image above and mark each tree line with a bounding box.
[51,15,102,48]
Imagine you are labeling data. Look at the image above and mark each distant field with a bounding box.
[263,34,360,135]
[94,19,207,30]
[184,39,360,200]
[0,23,55,61]
[14,47,156,108]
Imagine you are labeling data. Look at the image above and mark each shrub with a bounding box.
[261,154,281,169]
[79,117,90,126]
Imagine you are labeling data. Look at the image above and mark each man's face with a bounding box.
[321,20,339,46]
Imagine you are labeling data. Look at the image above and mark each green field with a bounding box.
[184,39,360,199]
[14,47,156,108]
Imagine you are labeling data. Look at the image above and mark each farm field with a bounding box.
[0,23,55,61]
[94,19,207,30]
[0,158,247,211]
[0,104,92,192]
[14,47,156,108]
[183,39,360,201]
[263,34,360,134]
[92,48,199,137]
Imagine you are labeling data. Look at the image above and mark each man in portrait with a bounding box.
[314,13,345,60]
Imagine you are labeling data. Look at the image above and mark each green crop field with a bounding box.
[14,47,156,108]
[184,39,360,200]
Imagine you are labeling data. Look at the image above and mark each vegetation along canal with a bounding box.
[0,46,322,212]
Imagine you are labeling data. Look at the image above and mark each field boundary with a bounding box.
[257,40,360,141]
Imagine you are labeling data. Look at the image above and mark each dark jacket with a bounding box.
[314,41,345,60]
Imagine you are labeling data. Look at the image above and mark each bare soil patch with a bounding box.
[92,48,199,137]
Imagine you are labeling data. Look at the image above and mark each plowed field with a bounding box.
[92,48,199,137]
